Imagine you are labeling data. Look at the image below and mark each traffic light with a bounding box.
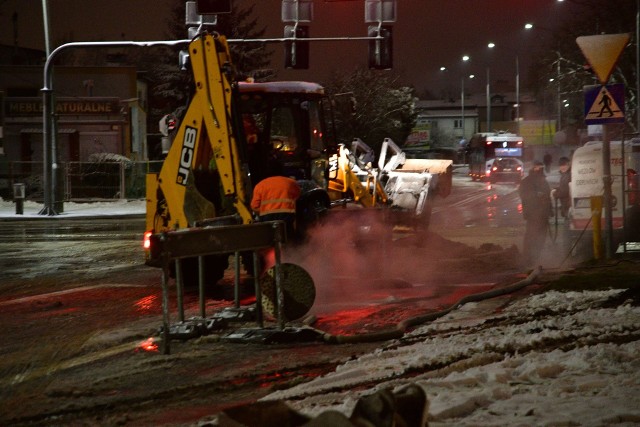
[284,25,310,69]
[368,25,393,70]
[159,114,178,136]
[167,115,177,132]
[195,0,232,14]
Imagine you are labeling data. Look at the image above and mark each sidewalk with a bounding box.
[0,198,146,220]
[1,165,560,220]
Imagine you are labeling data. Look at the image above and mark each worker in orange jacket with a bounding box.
[251,175,301,241]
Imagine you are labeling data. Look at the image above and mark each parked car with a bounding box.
[489,157,523,183]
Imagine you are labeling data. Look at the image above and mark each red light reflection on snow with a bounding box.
[321,307,379,324]
[136,337,159,353]
[314,306,380,335]
[134,295,158,314]
[228,371,320,389]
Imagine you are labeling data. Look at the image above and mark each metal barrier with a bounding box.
[0,160,163,201]
[149,221,287,355]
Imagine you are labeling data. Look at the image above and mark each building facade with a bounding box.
[0,58,148,198]
[418,90,560,143]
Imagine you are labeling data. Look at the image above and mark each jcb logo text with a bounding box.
[177,126,197,186]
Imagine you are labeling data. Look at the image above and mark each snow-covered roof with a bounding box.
[238,81,324,95]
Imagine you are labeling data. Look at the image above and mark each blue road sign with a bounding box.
[584,84,625,125]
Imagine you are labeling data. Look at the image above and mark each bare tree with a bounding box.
[326,68,417,154]
[528,0,637,135]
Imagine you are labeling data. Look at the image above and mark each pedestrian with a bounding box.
[550,156,572,255]
[551,156,571,218]
[519,160,552,266]
[543,152,552,173]
[250,171,301,242]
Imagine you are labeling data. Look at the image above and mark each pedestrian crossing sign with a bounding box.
[584,84,625,125]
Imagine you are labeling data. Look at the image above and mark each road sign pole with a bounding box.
[577,34,631,258]
[602,125,614,258]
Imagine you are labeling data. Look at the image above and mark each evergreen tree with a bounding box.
[138,0,274,156]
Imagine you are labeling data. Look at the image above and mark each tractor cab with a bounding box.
[236,81,336,190]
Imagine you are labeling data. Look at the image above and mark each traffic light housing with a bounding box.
[195,0,232,14]
[368,25,393,70]
[284,25,310,69]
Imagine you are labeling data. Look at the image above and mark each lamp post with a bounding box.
[516,55,520,135]
[461,55,470,141]
[42,0,51,56]
[486,42,494,133]
[524,23,565,135]
[556,55,561,130]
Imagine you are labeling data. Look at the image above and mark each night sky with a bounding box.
[0,0,575,95]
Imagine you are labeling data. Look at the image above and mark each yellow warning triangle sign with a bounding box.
[585,86,624,120]
[576,33,630,84]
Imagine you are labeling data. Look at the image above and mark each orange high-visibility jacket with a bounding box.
[251,176,301,216]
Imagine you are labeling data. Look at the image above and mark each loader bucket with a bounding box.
[392,159,453,198]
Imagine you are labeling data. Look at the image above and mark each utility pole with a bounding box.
[461,77,465,139]
[557,57,561,131]
[516,56,520,135]
[486,67,491,132]
[637,0,639,131]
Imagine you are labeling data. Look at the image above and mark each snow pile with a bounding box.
[0,199,145,218]
[265,289,640,426]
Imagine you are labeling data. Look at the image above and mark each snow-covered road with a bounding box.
[266,288,640,426]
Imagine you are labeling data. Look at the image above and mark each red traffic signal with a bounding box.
[284,25,310,69]
[368,25,393,70]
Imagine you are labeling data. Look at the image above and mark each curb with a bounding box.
[0,213,145,222]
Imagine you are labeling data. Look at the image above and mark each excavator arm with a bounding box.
[153,33,252,230]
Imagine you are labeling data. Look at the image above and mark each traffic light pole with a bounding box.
[40,0,392,215]
[39,40,190,216]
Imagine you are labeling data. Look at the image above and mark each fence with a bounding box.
[0,160,163,201]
